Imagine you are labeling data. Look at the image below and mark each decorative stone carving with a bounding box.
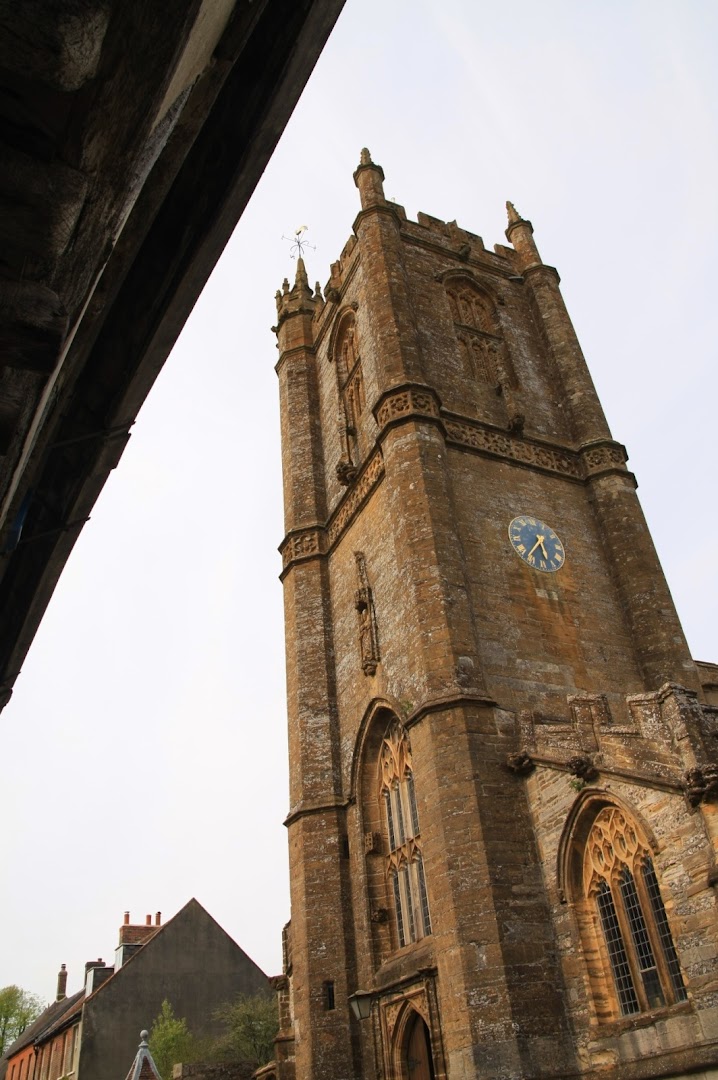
[355,552,380,675]
[581,441,628,477]
[336,459,358,485]
[281,528,323,569]
[370,907,388,923]
[365,830,382,854]
[505,750,535,776]
[444,418,583,479]
[507,411,525,435]
[375,386,439,428]
[583,805,643,895]
[683,764,718,808]
[327,451,385,547]
[567,754,599,781]
[384,1001,403,1040]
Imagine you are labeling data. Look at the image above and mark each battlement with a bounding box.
[513,683,718,797]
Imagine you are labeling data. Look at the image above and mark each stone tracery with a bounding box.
[378,720,432,948]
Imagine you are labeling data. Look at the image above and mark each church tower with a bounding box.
[272,151,718,1080]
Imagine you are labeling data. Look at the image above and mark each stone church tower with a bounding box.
[271,150,718,1080]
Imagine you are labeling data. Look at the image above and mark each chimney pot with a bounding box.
[145,914,151,926]
[124,911,130,925]
[155,912,161,926]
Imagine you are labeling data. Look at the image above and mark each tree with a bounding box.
[212,993,278,1071]
[0,986,45,1056]
[148,1000,202,1079]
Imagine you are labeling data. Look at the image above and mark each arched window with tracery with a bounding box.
[583,805,687,1016]
[379,721,431,948]
[445,279,517,390]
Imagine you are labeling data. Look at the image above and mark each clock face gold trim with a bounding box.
[508,515,565,573]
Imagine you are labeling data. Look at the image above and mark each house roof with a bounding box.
[35,991,84,1042]
[0,989,84,1064]
[1,897,264,1078]
[83,897,258,1003]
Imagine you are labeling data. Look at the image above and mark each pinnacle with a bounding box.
[360,147,373,166]
[506,201,523,225]
[294,257,309,288]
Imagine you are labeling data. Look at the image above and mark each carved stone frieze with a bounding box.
[443,418,583,479]
[281,454,385,572]
[381,986,430,1041]
[580,440,628,477]
[375,385,440,429]
[327,450,385,547]
[281,528,323,569]
[383,1001,403,1040]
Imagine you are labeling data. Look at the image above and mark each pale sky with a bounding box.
[2,0,716,1007]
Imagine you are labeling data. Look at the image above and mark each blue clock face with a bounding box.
[508,515,565,573]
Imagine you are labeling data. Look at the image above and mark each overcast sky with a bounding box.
[2,0,716,1008]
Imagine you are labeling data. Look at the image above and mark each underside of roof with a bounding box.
[0,0,344,712]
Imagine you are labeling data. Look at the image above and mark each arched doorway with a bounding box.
[403,1011,435,1080]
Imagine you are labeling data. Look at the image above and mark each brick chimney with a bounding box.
[84,958,114,995]
[56,964,67,1001]
[115,911,161,969]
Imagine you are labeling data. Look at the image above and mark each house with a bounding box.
[1,900,268,1080]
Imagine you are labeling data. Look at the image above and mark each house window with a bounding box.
[64,1027,77,1075]
[379,721,431,947]
[585,806,687,1016]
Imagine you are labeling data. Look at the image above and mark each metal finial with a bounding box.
[281,225,316,260]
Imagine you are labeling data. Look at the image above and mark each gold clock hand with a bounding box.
[527,537,542,558]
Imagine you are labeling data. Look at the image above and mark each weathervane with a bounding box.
[282,224,316,260]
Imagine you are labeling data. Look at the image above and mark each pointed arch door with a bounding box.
[404,1012,435,1080]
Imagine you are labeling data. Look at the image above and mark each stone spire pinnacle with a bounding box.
[506,201,523,226]
[505,199,537,256]
[295,256,309,291]
[354,147,386,209]
[274,255,316,326]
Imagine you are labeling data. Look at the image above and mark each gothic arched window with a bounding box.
[583,806,687,1016]
[379,721,431,947]
[334,313,365,428]
[445,279,517,390]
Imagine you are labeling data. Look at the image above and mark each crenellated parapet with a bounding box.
[510,683,718,799]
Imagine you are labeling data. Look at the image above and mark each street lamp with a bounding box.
[348,989,374,1021]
